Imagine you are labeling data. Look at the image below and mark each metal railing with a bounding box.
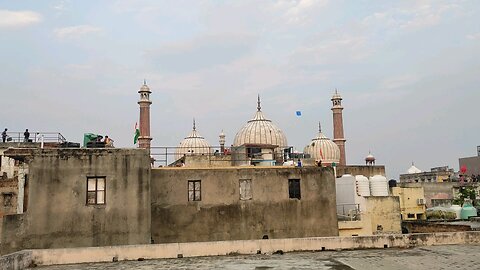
[336,203,361,221]
[150,146,292,167]
[1,132,67,144]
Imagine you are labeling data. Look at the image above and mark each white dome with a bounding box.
[233,96,287,148]
[304,124,340,164]
[174,121,211,160]
[407,163,422,174]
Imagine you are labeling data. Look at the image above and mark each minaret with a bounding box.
[219,130,226,153]
[138,80,152,150]
[331,89,346,166]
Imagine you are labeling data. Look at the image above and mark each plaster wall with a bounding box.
[336,165,386,178]
[391,187,426,220]
[400,182,455,208]
[0,148,151,254]
[20,231,480,267]
[459,156,480,175]
[151,166,338,243]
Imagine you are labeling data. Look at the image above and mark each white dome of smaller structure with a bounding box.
[304,122,340,165]
[174,120,212,160]
[407,163,422,174]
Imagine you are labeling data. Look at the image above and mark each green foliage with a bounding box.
[426,210,456,220]
[453,187,477,206]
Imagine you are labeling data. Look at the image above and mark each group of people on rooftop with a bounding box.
[2,128,31,143]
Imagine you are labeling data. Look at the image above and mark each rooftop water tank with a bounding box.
[460,201,477,220]
[369,175,389,196]
[450,205,462,220]
[355,175,370,196]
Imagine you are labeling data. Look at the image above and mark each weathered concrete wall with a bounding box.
[364,196,402,234]
[336,165,386,178]
[151,166,338,243]
[0,175,18,218]
[184,155,232,167]
[0,250,32,270]
[459,156,480,175]
[400,182,455,208]
[403,221,471,233]
[338,196,402,237]
[391,187,426,220]
[0,148,151,254]
[20,231,480,266]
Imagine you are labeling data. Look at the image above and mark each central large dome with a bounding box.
[233,96,288,148]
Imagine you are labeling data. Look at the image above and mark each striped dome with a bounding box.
[174,120,211,160]
[233,96,287,148]
[304,123,340,165]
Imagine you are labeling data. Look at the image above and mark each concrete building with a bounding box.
[459,146,480,176]
[0,147,340,254]
[391,187,427,220]
[151,166,338,243]
[0,148,151,255]
[400,164,455,183]
[335,174,402,236]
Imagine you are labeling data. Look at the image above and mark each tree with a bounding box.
[453,186,477,206]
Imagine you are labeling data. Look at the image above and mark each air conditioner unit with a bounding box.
[417,198,425,205]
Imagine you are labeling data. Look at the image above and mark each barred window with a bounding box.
[87,177,106,205]
[188,180,201,201]
[288,179,301,199]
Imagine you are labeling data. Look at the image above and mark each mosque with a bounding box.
[137,81,348,167]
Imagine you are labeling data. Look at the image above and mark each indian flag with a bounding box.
[134,122,140,144]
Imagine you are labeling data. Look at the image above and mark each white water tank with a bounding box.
[450,205,462,220]
[355,175,370,196]
[369,175,389,196]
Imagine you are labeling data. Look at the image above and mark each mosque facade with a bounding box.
[137,82,347,167]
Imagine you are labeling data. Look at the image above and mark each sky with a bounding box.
[1,0,479,179]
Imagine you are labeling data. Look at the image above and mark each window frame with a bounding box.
[288,179,301,200]
[188,180,201,202]
[86,176,106,205]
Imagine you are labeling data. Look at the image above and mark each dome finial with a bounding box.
[144,79,147,85]
[335,88,338,95]
[318,121,322,133]
[193,118,196,131]
[257,94,261,111]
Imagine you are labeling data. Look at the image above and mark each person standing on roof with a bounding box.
[2,128,7,143]
[24,129,30,142]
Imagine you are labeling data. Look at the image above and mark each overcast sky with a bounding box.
[1,0,479,178]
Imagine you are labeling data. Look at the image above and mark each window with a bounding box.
[288,179,301,199]
[407,213,415,219]
[87,177,106,205]
[188,180,201,201]
[2,193,13,207]
[239,179,252,200]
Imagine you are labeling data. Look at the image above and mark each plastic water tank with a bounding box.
[450,205,462,220]
[355,175,370,196]
[460,201,477,220]
[369,175,389,196]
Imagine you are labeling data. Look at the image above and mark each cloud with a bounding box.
[0,10,42,28]
[362,2,460,32]
[273,0,329,25]
[54,25,102,39]
[466,33,480,40]
[145,34,257,73]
